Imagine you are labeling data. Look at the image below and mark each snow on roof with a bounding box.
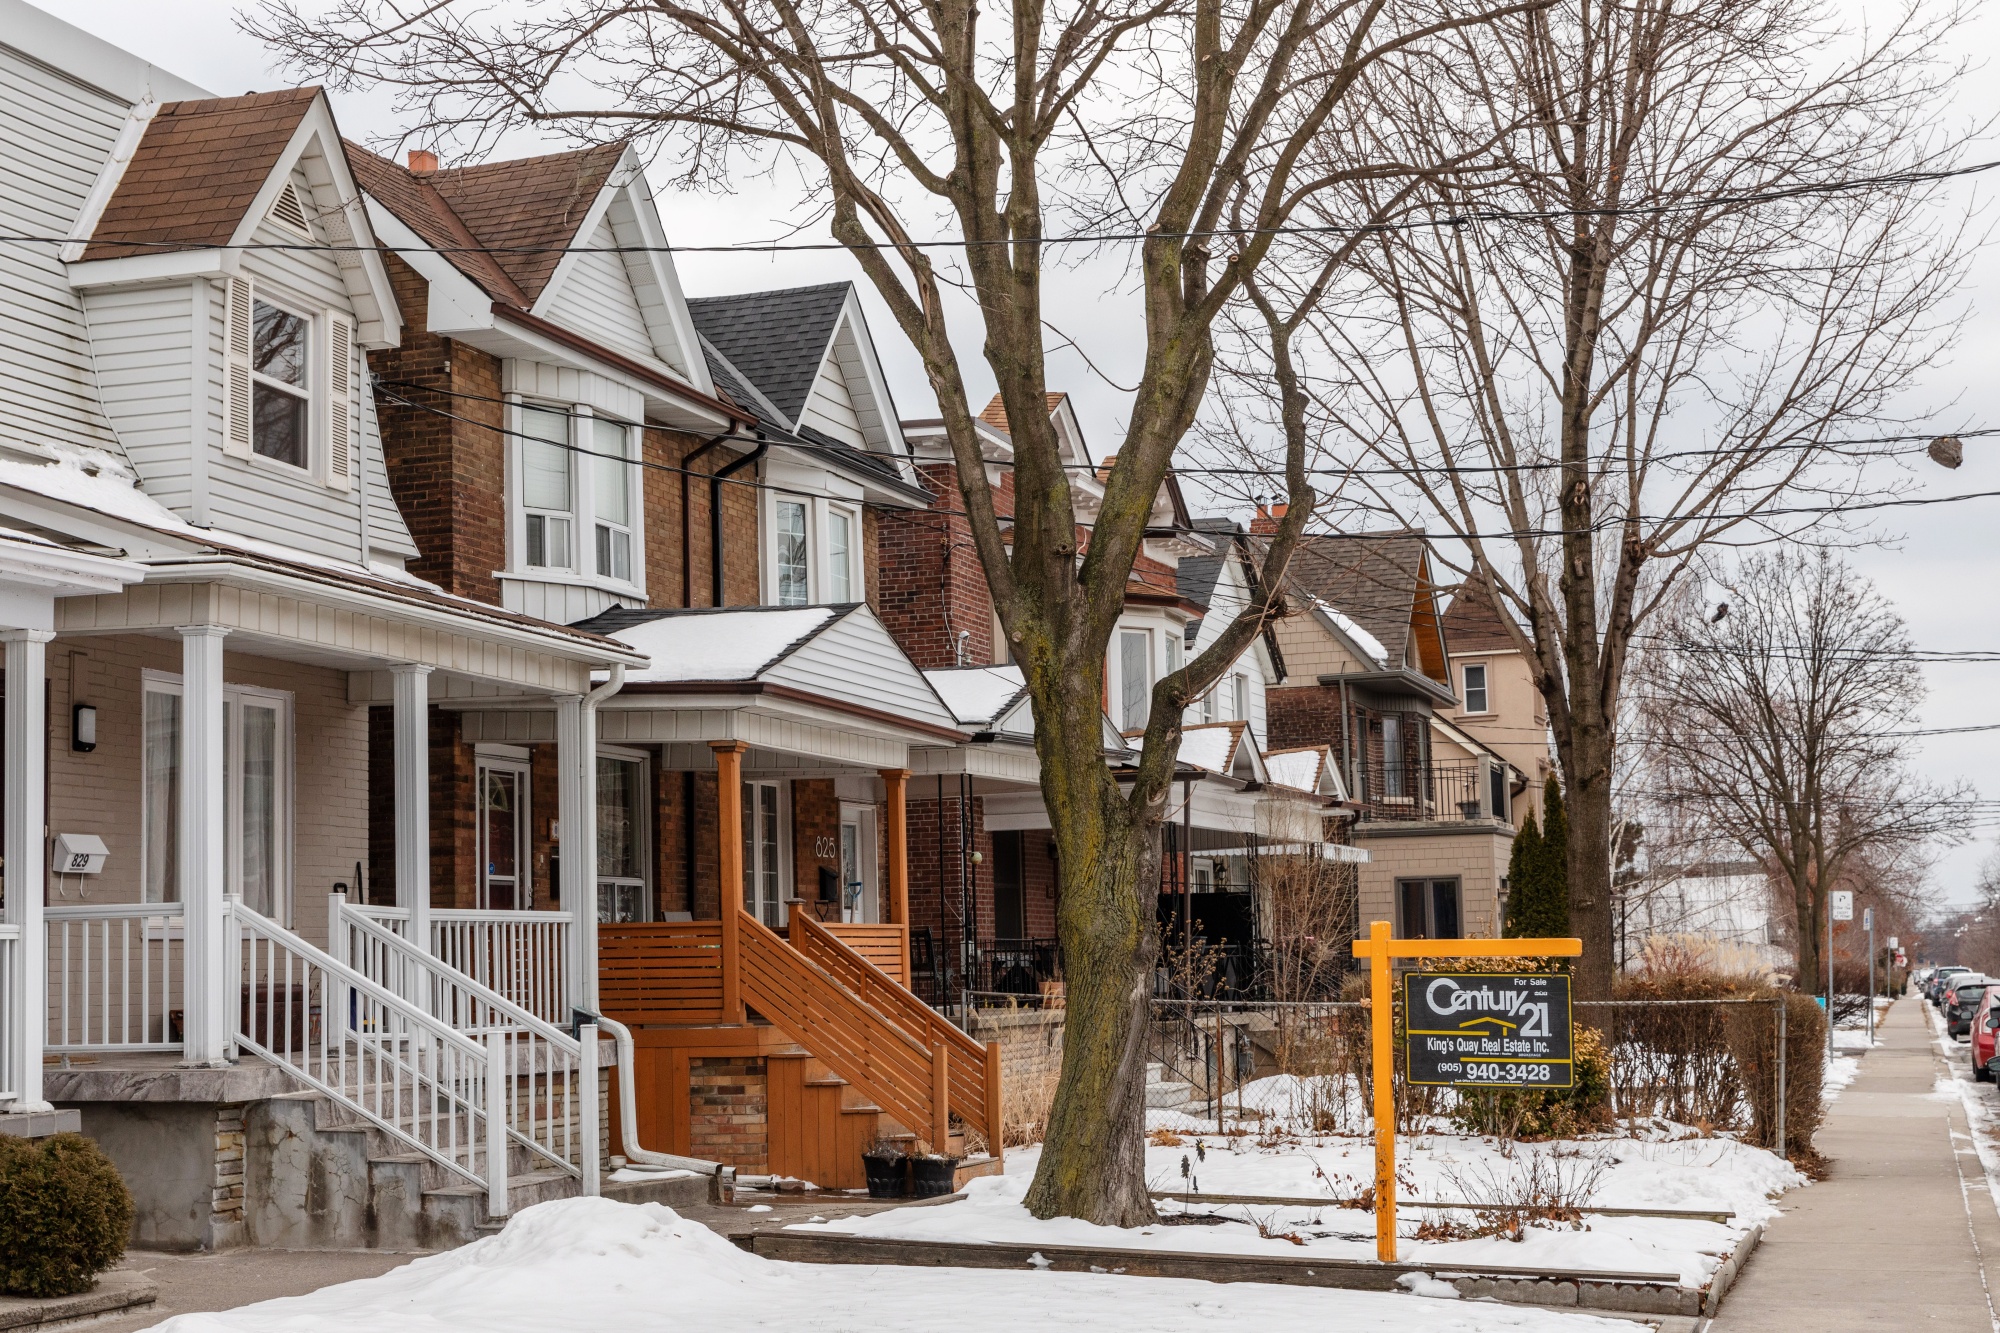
[1311,594,1389,667]
[609,607,836,682]
[924,664,1027,727]
[1263,746,1327,793]
[1176,725,1239,773]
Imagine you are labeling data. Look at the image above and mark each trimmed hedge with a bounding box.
[0,1132,133,1297]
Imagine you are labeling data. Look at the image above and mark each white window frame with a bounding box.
[508,397,647,595]
[247,293,315,475]
[772,497,810,607]
[1462,661,1491,715]
[1116,627,1152,733]
[597,745,652,923]
[762,491,866,606]
[141,671,294,925]
[742,778,792,927]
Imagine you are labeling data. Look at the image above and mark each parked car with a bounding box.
[1934,967,1973,1007]
[1947,978,1994,1040]
[1975,989,2000,1081]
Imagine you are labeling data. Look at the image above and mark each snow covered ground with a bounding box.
[793,1078,1800,1289]
[149,1197,1645,1333]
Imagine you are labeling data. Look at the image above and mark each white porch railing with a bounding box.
[330,897,595,1184]
[343,903,571,1025]
[0,923,19,1101]
[233,901,521,1215]
[46,903,186,1052]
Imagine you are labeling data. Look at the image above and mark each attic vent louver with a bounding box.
[268,182,312,237]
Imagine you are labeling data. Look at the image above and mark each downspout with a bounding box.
[681,433,733,607]
[585,663,738,1192]
[711,436,770,607]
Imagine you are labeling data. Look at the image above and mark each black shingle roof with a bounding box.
[685,283,853,427]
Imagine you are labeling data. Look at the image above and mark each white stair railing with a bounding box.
[340,902,570,1025]
[0,923,20,1103]
[232,899,513,1216]
[328,894,596,1184]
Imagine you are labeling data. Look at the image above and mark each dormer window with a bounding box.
[521,406,574,569]
[251,300,310,468]
[1462,662,1489,714]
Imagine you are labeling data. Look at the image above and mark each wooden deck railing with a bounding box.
[789,913,1000,1155]
[596,912,1001,1160]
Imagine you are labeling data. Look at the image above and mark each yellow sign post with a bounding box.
[1350,920,1582,1262]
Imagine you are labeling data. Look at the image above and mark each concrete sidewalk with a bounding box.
[1707,996,2000,1330]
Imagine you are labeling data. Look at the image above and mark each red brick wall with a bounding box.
[876,463,998,668]
[1268,685,1346,753]
[791,779,840,915]
[687,1057,767,1172]
[367,255,507,605]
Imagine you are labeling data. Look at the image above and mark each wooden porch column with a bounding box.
[711,741,749,1023]
[389,665,433,956]
[177,625,230,1066]
[1,630,54,1110]
[879,767,911,979]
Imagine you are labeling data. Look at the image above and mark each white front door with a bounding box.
[476,756,530,910]
[742,780,788,927]
[838,803,878,923]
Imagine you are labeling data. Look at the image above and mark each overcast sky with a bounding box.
[31,0,2000,906]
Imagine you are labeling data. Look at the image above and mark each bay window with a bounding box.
[521,406,574,570]
[1119,629,1150,732]
[764,494,863,605]
[592,417,635,583]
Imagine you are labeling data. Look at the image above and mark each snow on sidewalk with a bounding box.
[146,1197,1638,1333]
[793,1078,1801,1289]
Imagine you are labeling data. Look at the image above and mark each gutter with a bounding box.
[680,432,733,606]
[711,438,770,606]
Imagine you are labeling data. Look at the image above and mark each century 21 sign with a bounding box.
[1404,972,1574,1089]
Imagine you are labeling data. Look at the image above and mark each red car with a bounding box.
[1975,987,2000,1081]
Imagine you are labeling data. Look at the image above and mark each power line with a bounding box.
[13,153,1997,258]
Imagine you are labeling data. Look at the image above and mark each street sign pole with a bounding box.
[1865,907,1876,1046]
[1351,922,1581,1263]
[1829,890,1855,1057]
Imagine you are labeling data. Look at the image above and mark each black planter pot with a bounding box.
[862,1153,908,1199]
[908,1155,960,1198]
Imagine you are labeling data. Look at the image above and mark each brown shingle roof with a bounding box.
[83,89,323,262]
[425,144,627,304]
[344,144,530,306]
[1440,576,1522,653]
[978,392,1067,434]
[1270,531,1432,669]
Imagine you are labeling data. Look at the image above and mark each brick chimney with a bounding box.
[1251,502,1288,535]
[407,149,439,175]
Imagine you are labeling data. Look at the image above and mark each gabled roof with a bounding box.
[1126,720,1268,784]
[345,143,528,305]
[1263,745,1349,801]
[576,602,962,735]
[687,284,852,426]
[1440,576,1522,653]
[1274,532,1447,681]
[81,89,321,262]
[424,144,625,304]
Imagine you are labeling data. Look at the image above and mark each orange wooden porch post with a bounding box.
[712,741,750,1023]
[880,767,911,979]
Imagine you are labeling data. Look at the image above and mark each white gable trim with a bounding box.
[359,200,497,331]
[224,97,401,347]
[60,97,161,262]
[527,150,710,394]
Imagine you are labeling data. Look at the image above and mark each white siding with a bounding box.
[497,576,634,625]
[79,283,194,509]
[358,371,418,561]
[542,217,654,364]
[0,45,127,458]
[199,216,371,562]
[799,348,867,448]
[765,607,957,731]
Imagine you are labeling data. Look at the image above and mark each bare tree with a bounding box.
[1634,550,1966,994]
[1209,0,1974,1000]
[249,0,1527,1222]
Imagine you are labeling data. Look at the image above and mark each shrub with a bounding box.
[0,1132,133,1297]
[1449,1026,1613,1140]
[1722,990,1826,1159]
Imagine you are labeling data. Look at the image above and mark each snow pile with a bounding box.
[925,664,1027,726]
[150,1197,1632,1333]
[611,607,835,681]
[798,1076,1802,1289]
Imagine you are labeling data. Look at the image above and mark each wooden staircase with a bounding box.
[599,910,1002,1188]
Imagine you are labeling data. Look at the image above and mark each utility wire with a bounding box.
[16,153,1998,256]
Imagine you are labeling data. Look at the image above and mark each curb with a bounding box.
[751,1230,1703,1316]
[0,1271,159,1330]
[1700,1220,1763,1315]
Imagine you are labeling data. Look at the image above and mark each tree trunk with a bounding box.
[1795,878,1822,997]
[1021,687,1161,1225]
[1561,709,1617,1002]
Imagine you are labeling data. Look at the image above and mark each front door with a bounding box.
[742,780,786,927]
[991,829,1026,939]
[477,757,530,910]
[837,802,877,922]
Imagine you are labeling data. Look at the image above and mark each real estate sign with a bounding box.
[1404,972,1574,1089]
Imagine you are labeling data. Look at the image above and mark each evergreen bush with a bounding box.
[1504,777,1569,939]
[0,1132,133,1297]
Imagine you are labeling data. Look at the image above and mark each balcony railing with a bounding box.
[1351,757,1508,824]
